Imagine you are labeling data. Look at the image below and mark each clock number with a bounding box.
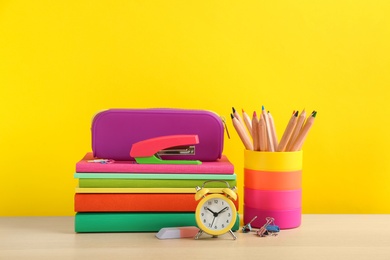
[214,200,218,204]
[208,201,212,205]
[214,225,217,229]
[201,213,204,216]
[226,220,229,223]
[222,224,225,228]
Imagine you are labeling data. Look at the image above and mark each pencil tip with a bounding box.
[262,105,265,110]
[230,113,234,119]
[232,107,236,113]
[294,111,299,116]
[312,111,317,117]
[253,111,257,117]
[242,108,245,113]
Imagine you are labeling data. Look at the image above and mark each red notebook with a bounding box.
[76,152,234,174]
[74,193,239,212]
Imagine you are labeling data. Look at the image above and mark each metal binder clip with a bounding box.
[256,217,279,237]
[242,216,258,233]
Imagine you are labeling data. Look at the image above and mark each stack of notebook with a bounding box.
[74,152,239,232]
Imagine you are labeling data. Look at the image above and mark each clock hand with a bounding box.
[217,207,228,215]
[207,207,218,217]
[210,207,228,229]
[207,207,218,228]
[210,216,216,227]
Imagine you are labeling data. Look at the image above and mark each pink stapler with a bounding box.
[130,135,202,165]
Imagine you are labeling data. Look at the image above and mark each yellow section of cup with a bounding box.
[244,150,302,172]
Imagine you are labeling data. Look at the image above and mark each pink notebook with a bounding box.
[76,152,234,174]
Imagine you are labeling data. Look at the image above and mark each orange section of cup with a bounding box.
[244,169,302,190]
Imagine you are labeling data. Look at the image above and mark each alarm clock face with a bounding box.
[195,194,237,236]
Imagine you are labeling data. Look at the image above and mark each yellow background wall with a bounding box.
[1,0,390,216]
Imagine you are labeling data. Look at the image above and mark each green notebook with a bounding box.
[75,212,240,233]
[78,178,237,188]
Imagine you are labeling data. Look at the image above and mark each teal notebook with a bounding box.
[74,173,236,180]
[75,212,240,233]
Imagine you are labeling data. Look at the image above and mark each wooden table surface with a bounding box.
[1,214,390,260]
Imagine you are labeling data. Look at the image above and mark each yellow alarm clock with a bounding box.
[194,180,237,240]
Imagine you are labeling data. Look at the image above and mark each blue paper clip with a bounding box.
[266,225,280,233]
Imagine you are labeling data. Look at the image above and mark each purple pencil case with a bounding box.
[91,108,224,161]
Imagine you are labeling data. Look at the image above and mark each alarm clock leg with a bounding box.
[195,230,203,240]
[229,230,237,240]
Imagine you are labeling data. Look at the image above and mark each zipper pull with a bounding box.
[221,116,231,139]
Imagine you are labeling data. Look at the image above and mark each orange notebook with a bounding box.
[74,193,239,212]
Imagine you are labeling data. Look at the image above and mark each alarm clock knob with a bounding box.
[222,186,237,201]
[195,187,210,201]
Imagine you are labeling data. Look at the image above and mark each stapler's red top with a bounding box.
[130,135,199,158]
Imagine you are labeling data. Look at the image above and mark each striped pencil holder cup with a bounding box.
[243,150,302,229]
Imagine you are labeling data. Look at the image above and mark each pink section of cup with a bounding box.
[244,205,301,229]
[244,187,301,210]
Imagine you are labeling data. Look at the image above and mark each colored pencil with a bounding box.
[258,114,267,151]
[262,106,275,151]
[251,111,259,151]
[232,107,245,128]
[286,109,306,151]
[232,107,252,147]
[242,109,253,137]
[267,111,279,149]
[290,111,317,151]
[277,111,298,152]
[231,113,254,150]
